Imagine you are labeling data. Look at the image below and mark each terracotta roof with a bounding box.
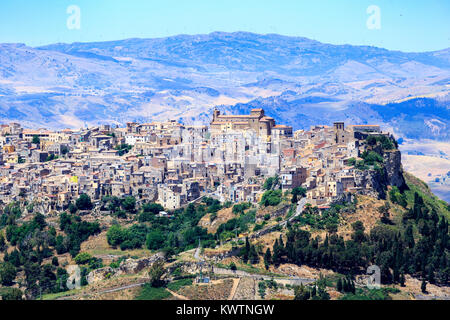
[349,125,380,127]
[217,115,259,118]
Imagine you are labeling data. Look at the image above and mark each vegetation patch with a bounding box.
[135,284,172,300]
[167,278,193,292]
[339,287,400,300]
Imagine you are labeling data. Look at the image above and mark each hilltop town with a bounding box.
[0,108,449,301]
[0,108,404,213]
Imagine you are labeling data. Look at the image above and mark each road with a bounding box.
[251,197,308,237]
[194,245,203,261]
[210,266,315,286]
[283,197,307,225]
[216,197,308,247]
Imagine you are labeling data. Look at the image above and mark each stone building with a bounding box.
[211,108,276,136]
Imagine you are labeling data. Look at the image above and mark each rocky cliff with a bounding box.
[383,150,407,190]
[353,145,407,200]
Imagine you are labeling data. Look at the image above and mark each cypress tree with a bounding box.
[343,278,348,292]
[404,224,415,248]
[421,279,427,294]
[337,278,343,292]
[264,248,272,270]
[279,235,284,249]
[393,266,400,283]
[243,237,250,263]
[399,272,406,287]
[0,233,5,251]
[427,266,435,284]
[311,285,316,297]
[249,245,258,264]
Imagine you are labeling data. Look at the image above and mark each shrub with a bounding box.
[0,288,22,300]
[121,196,136,213]
[232,202,252,215]
[136,284,171,300]
[0,262,16,286]
[260,190,282,207]
[142,203,164,215]
[167,278,193,292]
[74,252,93,265]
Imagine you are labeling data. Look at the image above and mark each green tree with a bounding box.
[379,203,391,224]
[146,230,165,250]
[52,257,59,267]
[242,237,250,263]
[68,202,78,214]
[260,190,282,207]
[404,224,415,248]
[32,135,40,144]
[421,279,427,294]
[142,203,164,215]
[264,248,272,270]
[263,176,278,190]
[74,252,93,265]
[337,278,343,292]
[76,194,93,210]
[291,186,307,204]
[292,193,298,204]
[149,260,165,288]
[292,186,307,198]
[122,196,136,213]
[248,245,259,264]
[33,213,46,230]
[0,262,17,286]
[107,224,126,248]
[0,233,5,251]
[313,275,330,300]
[399,273,406,287]
[0,288,23,300]
[351,221,366,243]
[294,283,310,300]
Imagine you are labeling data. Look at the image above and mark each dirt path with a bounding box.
[228,278,240,300]
[166,288,189,300]
[57,281,147,300]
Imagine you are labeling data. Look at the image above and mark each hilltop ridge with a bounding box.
[0,32,448,142]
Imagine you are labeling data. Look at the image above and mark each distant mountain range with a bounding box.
[0,32,449,140]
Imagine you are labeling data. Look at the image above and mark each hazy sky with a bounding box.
[1,0,449,52]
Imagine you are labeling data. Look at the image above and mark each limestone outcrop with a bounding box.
[118,252,165,275]
[353,147,406,199]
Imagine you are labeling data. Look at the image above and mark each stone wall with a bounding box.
[86,252,165,285]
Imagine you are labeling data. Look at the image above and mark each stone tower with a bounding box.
[334,122,345,144]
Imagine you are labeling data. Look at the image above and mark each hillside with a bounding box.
[0,32,449,141]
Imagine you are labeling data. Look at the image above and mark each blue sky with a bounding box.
[1,0,449,52]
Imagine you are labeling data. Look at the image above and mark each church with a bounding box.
[210,108,277,136]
